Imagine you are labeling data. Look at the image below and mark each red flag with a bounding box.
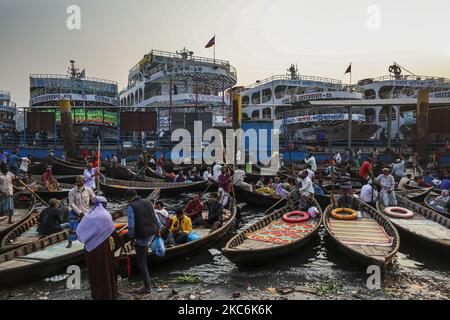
[205,36,215,48]
[344,63,352,74]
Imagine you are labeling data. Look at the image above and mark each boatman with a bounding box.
[358,158,373,185]
[304,154,317,172]
[124,189,159,295]
[376,168,397,207]
[398,173,412,190]
[392,157,406,179]
[359,180,379,208]
[83,161,99,190]
[0,163,16,224]
[298,170,314,209]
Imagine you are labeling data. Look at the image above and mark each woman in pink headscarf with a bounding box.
[76,196,118,300]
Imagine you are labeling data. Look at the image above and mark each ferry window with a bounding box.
[262,88,272,103]
[379,106,397,122]
[364,89,376,100]
[251,92,260,104]
[242,96,250,105]
[275,86,286,99]
[251,110,259,119]
[262,108,271,119]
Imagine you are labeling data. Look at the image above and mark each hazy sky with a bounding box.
[1,0,449,106]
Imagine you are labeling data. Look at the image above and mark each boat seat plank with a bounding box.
[0,258,39,271]
[21,241,84,261]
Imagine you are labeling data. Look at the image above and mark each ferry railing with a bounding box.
[245,75,343,89]
[30,74,118,86]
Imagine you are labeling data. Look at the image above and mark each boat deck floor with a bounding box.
[0,209,30,232]
[391,216,450,240]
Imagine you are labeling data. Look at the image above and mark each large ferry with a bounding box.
[241,64,450,142]
[0,90,16,134]
[29,60,119,138]
[240,64,376,142]
[119,48,237,130]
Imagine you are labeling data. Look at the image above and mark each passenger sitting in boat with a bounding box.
[335,184,355,209]
[316,179,327,195]
[154,201,170,229]
[202,167,212,181]
[398,174,413,190]
[191,170,203,182]
[271,176,281,191]
[431,190,449,210]
[313,182,325,196]
[233,165,252,192]
[338,165,351,181]
[184,193,204,226]
[325,162,338,177]
[255,177,264,188]
[376,168,397,207]
[205,193,224,230]
[169,207,192,244]
[41,167,60,191]
[275,183,290,197]
[37,199,66,236]
[165,172,176,182]
[174,170,187,183]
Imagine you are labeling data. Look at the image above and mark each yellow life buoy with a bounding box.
[331,208,357,220]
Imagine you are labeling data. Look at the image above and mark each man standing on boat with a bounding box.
[83,161,99,191]
[392,157,406,180]
[298,170,314,209]
[376,168,397,207]
[67,176,95,248]
[124,189,159,295]
[0,163,16,224]
[358,158,373,185]
[304,154,317,172]
[155,153,165,176]
[359,181,379,208]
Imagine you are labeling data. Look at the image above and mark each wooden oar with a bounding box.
[260,186,299,216]
[16,178,49,207]
[96,139,101,195]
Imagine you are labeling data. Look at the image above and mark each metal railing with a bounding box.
[30,74,118,86]
[245,75,343,89]
[361,74,450,84]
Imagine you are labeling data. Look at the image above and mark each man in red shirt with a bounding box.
[359,158,373,184]
[183,193,204,226]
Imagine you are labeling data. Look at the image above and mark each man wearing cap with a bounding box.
[376,168,397,206]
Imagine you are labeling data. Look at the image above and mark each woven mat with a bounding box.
[245,220,316,245]
[328,219,393,246]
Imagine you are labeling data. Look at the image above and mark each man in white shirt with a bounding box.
[305,165,315,181]
[392,158,406,179]
[398,174,412,190]
[83,162,98,190]
[212,161,223,182]
[0,164,16,224]
[304,154,317,172]
[359,181,378,206]
[67,176,95,248]
[298,170,314,210]
[376,168,397,206]
[202,167,212,181]
[334,152,342,165]
[154,201,169,228]
[19,156,31,179]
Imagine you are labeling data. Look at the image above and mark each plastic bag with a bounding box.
[151,236,165,257]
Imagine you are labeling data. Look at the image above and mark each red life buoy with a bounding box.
[383,207,414,219]
[282,211,310,223]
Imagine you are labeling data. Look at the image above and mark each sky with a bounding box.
[1,0,449,106]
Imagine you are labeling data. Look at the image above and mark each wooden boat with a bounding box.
[377,194,450,256]
[0,190,159,287]
[324,198,400,268]
[0,202,38,243]
[424,193,449,218]
[48,157,106,175]
[117,197,237,265]
[99,176,209,197]
[396,188,432,203]
[31,174,79,184]
[0,206,47,254]
[405,184,441,194]
[222,197,322,266]
[14,183,73,200]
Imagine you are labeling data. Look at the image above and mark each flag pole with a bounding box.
[213,34,216,64]
[350,62,352,88]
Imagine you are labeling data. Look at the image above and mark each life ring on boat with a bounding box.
[115,223,128,236]
[331,208,357,220]
[383,207,413,219]
[282,211,309,223]
[115,223,127,229]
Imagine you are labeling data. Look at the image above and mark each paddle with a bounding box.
[260,186,300,216]
[96,138,101,195]
[16,178,49,207]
